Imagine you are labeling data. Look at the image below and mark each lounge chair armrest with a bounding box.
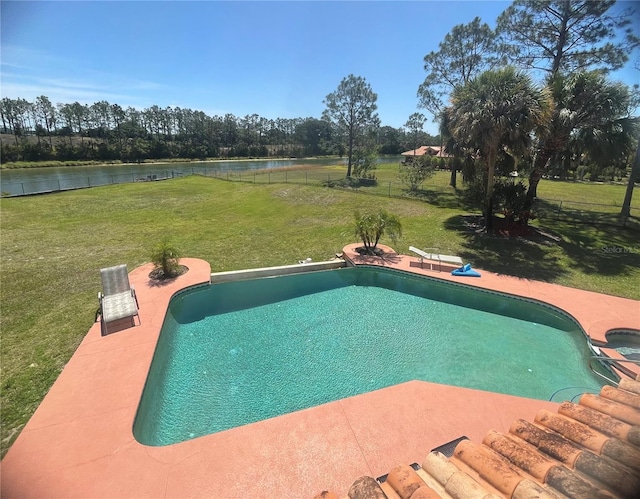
[130,285,139,308]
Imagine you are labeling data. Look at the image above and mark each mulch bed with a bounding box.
[492,218,532,238]
[148,264,189,281]
[354,246,386,256]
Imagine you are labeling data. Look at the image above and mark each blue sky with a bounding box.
[2,1,638,134]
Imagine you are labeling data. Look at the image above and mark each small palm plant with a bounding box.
[150,239,182,278]
[354,209,402,255]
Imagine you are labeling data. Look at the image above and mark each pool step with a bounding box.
[316,384,640,499]
[592,347,640,382]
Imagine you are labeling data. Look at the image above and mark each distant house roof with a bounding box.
[401,145,450,157]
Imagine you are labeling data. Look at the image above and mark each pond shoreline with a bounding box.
[1,157,407,197]
[0,155,350,170]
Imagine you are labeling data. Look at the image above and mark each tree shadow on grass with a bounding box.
[550,220,640,277]
[444,213,640,282]
[534,199,640,276]
[395,186,465,210]
[443,215,567,281]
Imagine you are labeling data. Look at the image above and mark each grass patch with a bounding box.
[1,171,638,457]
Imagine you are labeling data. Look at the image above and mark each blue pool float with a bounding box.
[452,263,481,277]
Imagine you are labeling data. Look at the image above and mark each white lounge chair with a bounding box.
[98,264,140,335]
[408,246,463,271]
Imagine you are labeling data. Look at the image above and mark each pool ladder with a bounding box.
[588,355,640,386]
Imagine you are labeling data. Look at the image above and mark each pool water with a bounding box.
[134,266,604,446]
[606,331,640,360]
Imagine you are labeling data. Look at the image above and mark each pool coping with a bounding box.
[2,253,639,498]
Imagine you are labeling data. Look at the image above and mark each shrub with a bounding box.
[494,179,535,225]
[462,166,488,210]
[352,147,378,178]
[398,155,435,191]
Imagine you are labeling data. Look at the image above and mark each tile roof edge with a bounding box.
[317,389,640,498]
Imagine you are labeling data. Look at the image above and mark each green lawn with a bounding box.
[1,169,638,457]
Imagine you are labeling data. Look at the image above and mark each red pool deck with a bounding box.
[1,252,639,498]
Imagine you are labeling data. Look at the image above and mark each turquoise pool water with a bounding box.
[134,266,604,446]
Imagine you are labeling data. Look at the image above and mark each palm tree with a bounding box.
[354,209,402,255]
[150,239,182,278]
[447,67,551,230]
[527,71,637,199]
[575,117,639,175]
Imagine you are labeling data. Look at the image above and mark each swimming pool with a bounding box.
[134,266,605,446]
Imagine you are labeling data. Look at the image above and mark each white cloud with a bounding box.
[0,81,137,106]
[0,44,168,108]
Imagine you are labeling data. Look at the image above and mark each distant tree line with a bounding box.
[0,97,440,164]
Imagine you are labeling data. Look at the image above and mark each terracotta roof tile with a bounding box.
[482,429,556,481]
[320,386,640,498]
[386,464,434,499]
[347,477,387,499]
[601,386,640,409]
[557,402,638,444]
[580,393,640,426]
[534,409,610,452]
[454,440,527,497]
[413,468,451,498]
[619,378,640,395]
[400,146,450,157]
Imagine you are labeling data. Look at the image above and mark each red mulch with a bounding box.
[492,218,532,237]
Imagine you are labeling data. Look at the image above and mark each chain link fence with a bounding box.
[1,166,209,197]
[2,165,638,226]
[215,168,639,224]
[535,198,639,226]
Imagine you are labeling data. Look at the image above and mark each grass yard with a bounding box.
[1,168,639,457]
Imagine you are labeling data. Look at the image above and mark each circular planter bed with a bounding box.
[148,265,189,281]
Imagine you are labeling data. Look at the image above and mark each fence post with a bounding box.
[556,201,562,219]
[21,183,25,195]
[389,182,391,197]
[57,179,61,191]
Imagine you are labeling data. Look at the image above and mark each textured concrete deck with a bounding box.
[1,251,638,498]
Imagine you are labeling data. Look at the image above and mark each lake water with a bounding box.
[0,156,403,196]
